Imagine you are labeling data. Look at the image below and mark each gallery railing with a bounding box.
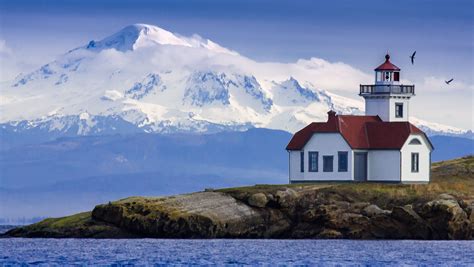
[359,84,415,95]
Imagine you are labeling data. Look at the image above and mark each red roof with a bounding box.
[365,122,424,149]
[375,54,400,71]
[286,112,430,150]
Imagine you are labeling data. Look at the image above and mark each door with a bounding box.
[354,152,368,181]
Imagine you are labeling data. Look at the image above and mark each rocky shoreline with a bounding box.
[3,156,473,239]
[3,187,473,240]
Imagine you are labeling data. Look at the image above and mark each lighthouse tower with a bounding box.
[359,54,415,122]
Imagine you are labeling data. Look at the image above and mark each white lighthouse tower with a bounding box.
[359,54,415,122]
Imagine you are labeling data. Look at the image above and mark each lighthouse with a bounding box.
[359,54,415,122]
[286,53,433,183]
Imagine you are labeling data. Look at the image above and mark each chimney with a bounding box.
[327,110,336,122]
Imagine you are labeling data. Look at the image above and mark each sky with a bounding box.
[0,0,472,129]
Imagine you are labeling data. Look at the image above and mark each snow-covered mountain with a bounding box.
[1,24,470,138]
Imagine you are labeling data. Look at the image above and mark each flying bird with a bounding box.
[445,78,454,85]
[410,51,416,64]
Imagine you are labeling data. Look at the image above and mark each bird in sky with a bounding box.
[410,51,416,65]
[445,78,454,85]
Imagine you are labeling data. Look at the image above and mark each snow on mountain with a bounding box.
[409,117,473,139]
[125,73,165,100]
[83,24,238,55]
[271,77,318,106]
[0,24,470,138]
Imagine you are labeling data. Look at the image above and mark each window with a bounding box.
[308,152,318,172]
[411,153,419,173]
[409,138,422,145]
[376,72,382,82]
[323,156,334,172]
[394,72,400,81]
[338,152,348,172]
[395,103,403,118]
[300,151,304,172]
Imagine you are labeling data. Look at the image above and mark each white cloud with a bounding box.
[0,40,12,55]
[408,76,473,130]
[0,40,20,82]
[0,39,42,82]
[416,76,473,93]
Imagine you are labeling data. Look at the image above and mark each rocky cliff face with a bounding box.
[3,156,474,239]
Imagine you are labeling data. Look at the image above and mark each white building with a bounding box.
[286,54,433,183]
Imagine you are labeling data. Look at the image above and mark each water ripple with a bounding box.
[0,239,473,266]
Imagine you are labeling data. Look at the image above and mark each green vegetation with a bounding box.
[218,155,473,209]
[322,156,472,208]
[431,155,474,194]
[5,211,136,238]
[109,195,193,220]
[34,211,92,229]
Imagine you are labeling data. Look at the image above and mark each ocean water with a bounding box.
[1,239,473,266]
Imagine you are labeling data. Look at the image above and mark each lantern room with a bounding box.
[375,54,400,85]
[359,54,415,122]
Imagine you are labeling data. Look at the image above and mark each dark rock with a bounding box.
[417,198,471,239]
[363,204,390,217]
[317,229,343,239]
[370,214,410,239]
[86,40,96,49]
[275,189,299,208]
[437,193,456,200]
[248,193,268,208]
[301,209,319,222]
[468,203,474,223]
[391,205,431,239]
[266,193,275,202]
[331,201,351,210]
[290,223,323,238]
[351,202,370,213]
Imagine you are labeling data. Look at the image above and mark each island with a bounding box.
[3,156,473,240]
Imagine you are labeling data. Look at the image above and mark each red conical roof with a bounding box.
[375,54,400,71]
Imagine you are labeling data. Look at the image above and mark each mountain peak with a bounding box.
[86,24,189,52]
[85,23,238,55]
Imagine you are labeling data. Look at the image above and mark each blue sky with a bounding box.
[0,0,472,129]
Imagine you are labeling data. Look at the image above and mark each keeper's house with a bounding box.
[286,54,433,183]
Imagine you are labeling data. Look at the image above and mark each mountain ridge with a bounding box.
[0,24,470,138]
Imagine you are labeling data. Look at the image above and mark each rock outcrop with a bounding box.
[247,193,269,208]
[4,189,472,239]
[91,192,291,238]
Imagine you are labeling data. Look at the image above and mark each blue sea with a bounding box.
[0,238,473,266]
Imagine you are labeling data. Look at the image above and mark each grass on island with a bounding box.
[106,195,195,221]
[7,211,135,238]
[33,211,92,229]
[218,155,474,208]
